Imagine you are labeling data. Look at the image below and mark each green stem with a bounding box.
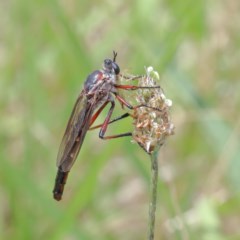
[148,150,159,240]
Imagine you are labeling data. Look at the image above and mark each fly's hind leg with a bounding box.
[94,100,132,140]
[89,112,130,130]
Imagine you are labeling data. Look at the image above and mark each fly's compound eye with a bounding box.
[112,62,120,75]
[104,59,112,70]
[103,58,120,75]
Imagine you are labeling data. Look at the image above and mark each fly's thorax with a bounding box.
[84,70,117,92]
[84,70,103,93]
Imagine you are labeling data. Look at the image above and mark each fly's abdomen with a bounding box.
[53,167,69,201]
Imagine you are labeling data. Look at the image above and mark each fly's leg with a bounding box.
[88,99,130,130]
[89,101,109,127]
[94,93,161,140]
[114,84,161,110]
[115,93,162,112]
[119,74,143,81]
[114,84,160,91]
[89,113,130,130]
[98,100,132,140]
[90,93,161,140]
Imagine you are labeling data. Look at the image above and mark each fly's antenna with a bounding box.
[113,51,117,62]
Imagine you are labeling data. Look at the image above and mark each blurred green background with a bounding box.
[1,0,240,239]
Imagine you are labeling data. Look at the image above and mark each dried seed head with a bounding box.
[131,67,174,154]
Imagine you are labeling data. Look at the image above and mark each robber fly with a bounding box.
[53,52,159,201]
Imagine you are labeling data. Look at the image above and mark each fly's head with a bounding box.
[85,52,120,96]
[103,51,120,75]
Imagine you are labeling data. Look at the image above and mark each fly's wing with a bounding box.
[56,90,94,172]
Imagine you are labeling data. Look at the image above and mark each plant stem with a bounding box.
[147,150,159,240]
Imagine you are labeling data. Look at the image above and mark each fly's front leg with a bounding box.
[114,83,161,110]
[114,93,162,112]
[114,84,160,91]
[119,74,143,81]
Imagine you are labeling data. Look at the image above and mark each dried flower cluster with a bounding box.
[131,67,174,154]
